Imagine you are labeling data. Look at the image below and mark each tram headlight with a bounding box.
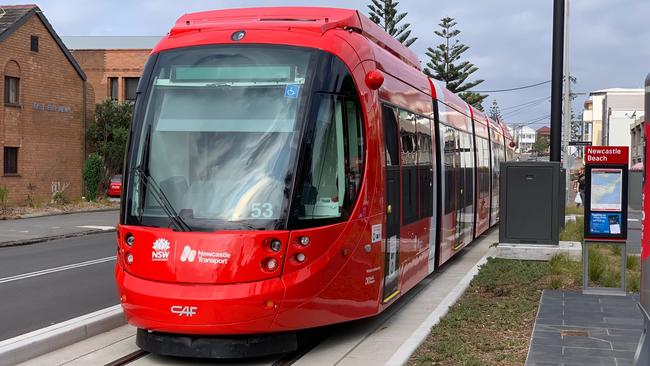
[263,258,278,271]
[125,252,134,265]
[299,236,310,246]
[269,239,282,252]
[295,253,306,263]
[125,233,135,246]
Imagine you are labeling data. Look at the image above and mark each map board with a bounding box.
[590,169,623,211]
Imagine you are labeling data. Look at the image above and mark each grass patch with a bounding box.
[565,205,584,215]
[408,258,548,366]
[409,254,641,366]
[560,216,584,242]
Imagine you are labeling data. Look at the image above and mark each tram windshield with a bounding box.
[125,45,364,231]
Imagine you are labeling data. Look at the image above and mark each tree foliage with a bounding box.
[83,153,105,201]
[424,17,487,110]
[87,99,133,176]
[368,0,417,47]
[488,100,502,121]
[532,136,550,155]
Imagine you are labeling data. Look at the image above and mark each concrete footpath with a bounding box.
[17,229,498,366]
[0,210,118,247]
[526,290,643,366]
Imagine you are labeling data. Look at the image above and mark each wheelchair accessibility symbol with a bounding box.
[284,85,300,99]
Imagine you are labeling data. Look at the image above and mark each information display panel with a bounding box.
[584,147,629,241]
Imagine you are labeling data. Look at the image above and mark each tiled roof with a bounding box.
[0,4,36,37]
[0,4,85,80]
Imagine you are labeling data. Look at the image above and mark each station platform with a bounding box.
[17,229,498,366]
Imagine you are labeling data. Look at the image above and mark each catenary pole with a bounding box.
[550,0,565,162]
[562,0,571,202]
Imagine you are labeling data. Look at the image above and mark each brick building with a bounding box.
[62,36,159,104]
[0,5,87,205]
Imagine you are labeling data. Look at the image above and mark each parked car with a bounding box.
[107,174,123,198]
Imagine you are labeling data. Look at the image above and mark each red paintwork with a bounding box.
[116,7,510,339]
[641,121,650,262]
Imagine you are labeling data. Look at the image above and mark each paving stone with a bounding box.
[526,290,643,365]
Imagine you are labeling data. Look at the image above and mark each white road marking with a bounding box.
[19,231,29,233]
[0,256,117,284]
[628,219,639,222]
[76,225,116,231]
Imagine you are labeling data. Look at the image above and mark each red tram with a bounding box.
[115,7,515,357]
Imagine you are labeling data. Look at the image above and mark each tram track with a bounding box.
[101,330,327,366]
[103,350,149,366]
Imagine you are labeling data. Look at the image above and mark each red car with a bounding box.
[107,174,122,197]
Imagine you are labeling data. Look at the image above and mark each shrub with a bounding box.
[588,247,607,283]
[83,153,105,201]
[627,255,640,271]
[25,182,36,207]
[0,185,8,211]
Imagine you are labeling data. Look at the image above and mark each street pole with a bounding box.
[550,0,565,162]
[562,0,572,203]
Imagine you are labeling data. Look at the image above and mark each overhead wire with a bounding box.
[468,80,551,93]
[502,97,551,119]
[500,96,552,112]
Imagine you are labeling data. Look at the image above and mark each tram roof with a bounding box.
[164,7,421,70]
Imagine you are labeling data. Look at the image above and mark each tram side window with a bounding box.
[477,137,490,196]
[460,131,474,208]
[400,110,418,225]
[417,116,434,219]
[298,94,365,221]
[443,126,459,215]
[383,106,399,166]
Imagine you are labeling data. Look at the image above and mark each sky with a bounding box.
[3,0,649,128]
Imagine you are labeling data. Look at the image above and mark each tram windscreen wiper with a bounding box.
[133,166,191,232]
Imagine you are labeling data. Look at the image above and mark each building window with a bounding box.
[124,77,139,102]
[30,35,39,52]
[108,77,118,101]
[4,76,19,105]
[4,147,18,175]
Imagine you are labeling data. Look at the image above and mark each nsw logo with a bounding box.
[180,245,197,263]
[151,238,170,261]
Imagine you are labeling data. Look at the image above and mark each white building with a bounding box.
[583,88,644,164]
[507,125,537,153]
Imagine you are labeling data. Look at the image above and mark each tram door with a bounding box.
[382,105,400,301]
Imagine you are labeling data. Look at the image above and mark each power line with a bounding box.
[502,97,550,119]
[469,80,551,93]
[500,96,552,112]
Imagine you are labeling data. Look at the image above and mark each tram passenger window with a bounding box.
[443,126,458,215]
[417,116,433,219]
[297,94,364,221]
[400,110,418,225]
[461,132,474,207]
[383,106,399,166]
[478,138,490,196]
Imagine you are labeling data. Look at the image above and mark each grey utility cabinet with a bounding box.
[499,161,561,245]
